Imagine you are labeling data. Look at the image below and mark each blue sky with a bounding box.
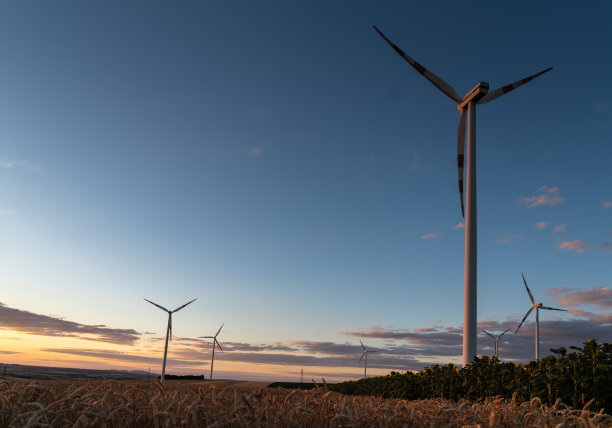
[0,1,610,380]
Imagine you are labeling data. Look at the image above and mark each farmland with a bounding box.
[2,378,611,427]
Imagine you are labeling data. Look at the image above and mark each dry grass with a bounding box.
[1,379,610,427]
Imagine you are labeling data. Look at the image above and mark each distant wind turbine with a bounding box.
[515,274,566,360]
[359,340,376,378]
[200,323,224,381]
[373,26,552,366]
[481,329,510,359]
[144,298,196,383]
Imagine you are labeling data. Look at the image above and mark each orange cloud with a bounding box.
[558,240,590,253]
[519,186,565,208]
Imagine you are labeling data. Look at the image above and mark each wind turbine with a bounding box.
[200,323,224,381]
[373,26,552,366]
[359,340,376,378]
[515,274,566,360]
[144,298,196,383]
[481,329,510,359]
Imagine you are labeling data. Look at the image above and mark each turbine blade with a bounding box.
[360,340,366,351]
[541,305,567,312]
[144,298,169,313]
[215,323,224,337]
[478,67,553,104]
[359,352,366,363]
[169,315,173,342]
[457,109,466,217]
[481,329,495,339]
[522,274,535,304]
[515,307,534,333]
[172,298,197,313]
[373,26,461,103]
[216,339,223,352]
[498,329,511,338]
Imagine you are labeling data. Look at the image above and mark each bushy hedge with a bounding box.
[330,340,612,412]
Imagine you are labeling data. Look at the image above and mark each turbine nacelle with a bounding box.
[458,82,489,111]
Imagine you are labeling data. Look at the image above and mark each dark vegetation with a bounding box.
[160,374,205,380]
[330,340,612,413]
[268,382,327,390]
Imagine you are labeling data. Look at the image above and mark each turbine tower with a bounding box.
[200,323,224,381]
[481,329,510,359]
[144,298,196,383]
[515,274,566,360]
[359,340,376,378]
[373,26,552,366]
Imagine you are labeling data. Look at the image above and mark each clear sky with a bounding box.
[1,1,610,381]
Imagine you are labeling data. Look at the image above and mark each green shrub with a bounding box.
[330,339,612,412]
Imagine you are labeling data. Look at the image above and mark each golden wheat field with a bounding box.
[1,379,610,427]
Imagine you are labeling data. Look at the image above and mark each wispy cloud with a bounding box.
[421,232,441,240]
[553,224,566,234]
[453,222,464,229]
[593,103,608,113]
[249,148,262,156]
[558,240,590,253]
[601,201,612,209]
[0,302,139,345]
[0,158,42,173]
[495,233,523,244]
[0,210,15,215]
[547,287,612,310]
[535,221,550,230]
[518,186,565,208]
[599,242,612,251]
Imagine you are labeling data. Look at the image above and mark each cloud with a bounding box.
[453,222,464,229]
[249,148,262,156]
[495,233,523,244]
[535,221,550,230]
[41,348,206,368]
[421,232,441,240]
[0,302,139,345]
[599,242,612,251]
[0,210,15,215]
[0,158,42,173]
[0,350,19,355]
[548,287,612,310]
[593,103,608,112]
[553,224,566,234]
[518,186,565,208]
[601,201,612,209]
[558,240,590,253]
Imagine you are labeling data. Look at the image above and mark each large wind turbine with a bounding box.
[359,340,376,378]
[515,274,566,360]
[373,26,552,366]
[481,329,510,359]
[144,298,196,383]
[200,323,224,381]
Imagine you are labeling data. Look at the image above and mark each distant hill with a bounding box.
[0,362,155,380]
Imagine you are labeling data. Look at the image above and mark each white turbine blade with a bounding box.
[360,340,366,351]
[215,323,224,337]
[172,298,197,313]
[481,329,495,339]
[522,274,535,304]
[373,26,461,104]
[144,298,169,313]
[478,67,553,104]
[216,339,223,352]
[359,351,366,363]
[457,109,466,217]
[541,305,567,312]
[515,307,534,333]
[498,329,511,338]
[169,314,173,342]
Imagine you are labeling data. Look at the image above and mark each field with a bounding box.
[2,379,611,427]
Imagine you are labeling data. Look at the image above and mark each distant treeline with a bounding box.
[330,340,612,413]
[160,375,205,380]
[268,382,328,390]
